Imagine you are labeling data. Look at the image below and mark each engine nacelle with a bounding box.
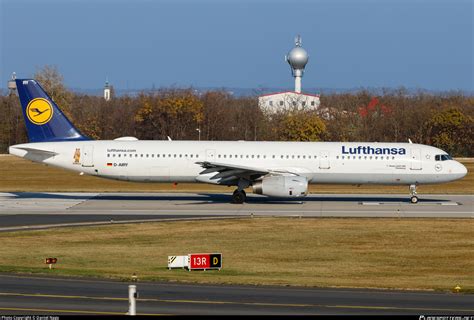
[252,176,308,198]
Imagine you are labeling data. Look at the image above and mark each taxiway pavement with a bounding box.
[0,274,472,315]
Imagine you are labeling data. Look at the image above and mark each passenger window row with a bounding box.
[337,155,395,160]
[106,153,320,160]
[105,153,408,161]
[217,154,318,159]
[107,154,200,158]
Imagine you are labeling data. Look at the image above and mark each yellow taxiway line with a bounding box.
[0,307,166,316]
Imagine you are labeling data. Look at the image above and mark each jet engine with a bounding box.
[252,176,308,197]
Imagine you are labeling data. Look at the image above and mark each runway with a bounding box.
[0,192,472,231]
[0,274,472,315]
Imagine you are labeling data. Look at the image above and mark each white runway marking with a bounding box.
[360,202,460,206]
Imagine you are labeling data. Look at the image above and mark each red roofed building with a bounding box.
[258,91,320,112]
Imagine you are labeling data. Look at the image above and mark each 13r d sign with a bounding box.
[189,253,222,271]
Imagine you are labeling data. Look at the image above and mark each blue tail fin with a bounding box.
[16,79,90,142]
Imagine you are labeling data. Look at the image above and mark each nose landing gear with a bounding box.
[409,184,418,204]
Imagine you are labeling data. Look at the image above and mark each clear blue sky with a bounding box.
[1,0,472,91]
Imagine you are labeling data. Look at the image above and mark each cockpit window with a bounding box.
[435,154,452,161]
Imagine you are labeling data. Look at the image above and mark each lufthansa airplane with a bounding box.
[9,79,467,204]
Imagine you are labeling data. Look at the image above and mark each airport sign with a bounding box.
[188,253,222,271]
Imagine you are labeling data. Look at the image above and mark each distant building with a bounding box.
[258,35,320,113]
[259,91,320,112]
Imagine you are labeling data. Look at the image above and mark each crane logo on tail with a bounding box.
[26,98,53,125]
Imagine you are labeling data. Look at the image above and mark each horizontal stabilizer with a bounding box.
[11,146,58,156]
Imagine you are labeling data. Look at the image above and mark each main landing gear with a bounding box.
[232,178,250,204]
[409,184,418,204]
[232,189,246,204]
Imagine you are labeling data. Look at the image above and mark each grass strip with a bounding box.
[0,217,472,292]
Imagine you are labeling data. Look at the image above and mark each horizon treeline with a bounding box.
[1,66,473,156]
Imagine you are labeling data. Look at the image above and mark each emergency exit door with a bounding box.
[82,145,94,167]
[319,151,330,169]
[206,149,216,162]
[410,148,422,170]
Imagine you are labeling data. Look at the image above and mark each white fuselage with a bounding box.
[9,140,467,186]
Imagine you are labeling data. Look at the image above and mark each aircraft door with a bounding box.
[319,151,330,169]
[410,149,422,170]
[82,145,94,167]
[206,149,216,162]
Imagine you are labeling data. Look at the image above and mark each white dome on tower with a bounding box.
[287,46,309,70]
[285,35,310,93]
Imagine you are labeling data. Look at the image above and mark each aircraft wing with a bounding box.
[196,161,300,185]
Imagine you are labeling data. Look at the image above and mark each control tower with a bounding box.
[7,72,17,95]
[285,35,309,93]
[104,79,111,101]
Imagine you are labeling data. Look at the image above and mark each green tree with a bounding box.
[279,111,326,141]
[0,95,26,153]
[135,89,203,140]
[425,108,473,156]
[34,65,73,116]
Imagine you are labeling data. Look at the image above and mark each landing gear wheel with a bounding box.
[409,184,418,204]
[232,189,246,204]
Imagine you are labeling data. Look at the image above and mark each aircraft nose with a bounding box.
[455,161,468,179]
[452,161,467,180]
